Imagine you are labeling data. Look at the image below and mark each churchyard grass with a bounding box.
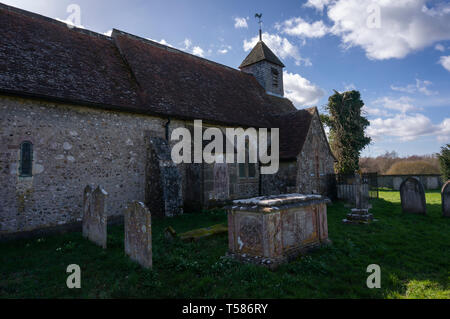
[1,190,448,299]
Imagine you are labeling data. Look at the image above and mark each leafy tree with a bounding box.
[438,144,450,181]
[322,90,371,174]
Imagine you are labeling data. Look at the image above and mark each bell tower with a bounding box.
[239,14,285,97]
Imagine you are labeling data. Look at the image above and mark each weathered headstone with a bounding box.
[442,181,450,217]
[213,162,230,200]
[124,201,152,269]
[343,173,374,224]
[400,177,427,215]
[82,185,108,248]
[145,137,183,217]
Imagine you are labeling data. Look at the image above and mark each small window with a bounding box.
[248,163,256,178]
[20,141,33,177]
[238,137,258,179]
[271,68,279,88]
[239,163,246,178]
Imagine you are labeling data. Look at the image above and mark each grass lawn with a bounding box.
[1,190,449,299]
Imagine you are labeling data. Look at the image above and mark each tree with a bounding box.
[438,144,450,181]
[323,90,371,174]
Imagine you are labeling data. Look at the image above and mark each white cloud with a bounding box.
[192,46,204,57]
[217,45,232,55]
[181,38,206,57]
[326,0,450,60]
[435,43,445,52]
[367,113,450,142]
[362,106,391,117]
[279,17,329,38]
[304,0,332,12]
[283,71,325,107]
[234,17,248,29]
[146,37,175,48]
[183,38,192,50]
[373,96,421,114]
[343,82,356,91]
[243,32,312,66]
[439,56,450,72]
[103,29,112,37]
[391,79,437,96]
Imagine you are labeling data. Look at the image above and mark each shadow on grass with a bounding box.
[0,192,448,299]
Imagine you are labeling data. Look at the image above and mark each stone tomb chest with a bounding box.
[227,194,331,267]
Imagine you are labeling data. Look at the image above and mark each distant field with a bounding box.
[1,190,449,299]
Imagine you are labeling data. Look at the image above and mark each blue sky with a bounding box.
[2,0,450,157]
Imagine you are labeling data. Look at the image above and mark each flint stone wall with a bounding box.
[378,174,443,190]
[1,95,335,234]
[296,114,335,195]
[0,96,188,234]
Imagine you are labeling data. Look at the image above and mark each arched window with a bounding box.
[20,141,33,177]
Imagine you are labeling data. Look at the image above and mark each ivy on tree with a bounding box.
[438,144,450,181]
[321,90,371,174]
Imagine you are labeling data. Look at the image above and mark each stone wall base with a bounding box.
[0,215,124,243]
[226,239,332,270]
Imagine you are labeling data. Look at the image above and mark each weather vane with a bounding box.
[255,13,263,41]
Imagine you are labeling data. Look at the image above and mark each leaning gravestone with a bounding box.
[124,201,152,269]
[442,181,450,217]
[145,137,183,217]
[400,177,427,215]
[82,185,108,248]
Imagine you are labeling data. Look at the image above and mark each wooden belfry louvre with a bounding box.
[20,141,33,177]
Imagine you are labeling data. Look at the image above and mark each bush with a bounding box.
[360,152,440,174]
[385,160,440,175]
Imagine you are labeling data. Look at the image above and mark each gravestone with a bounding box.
[213,162,230,200]
[400,177,427,215]
[442,181,450,217]
[82,185,108,248]
[145,137,183,217]
[124,201,152,268]
[343,173,374,224]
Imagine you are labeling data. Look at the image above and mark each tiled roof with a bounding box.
[271,108,316,160]
[239,41,285,69]
[0,4,140,110]
[112,30,282,127]
[0,3,315,159]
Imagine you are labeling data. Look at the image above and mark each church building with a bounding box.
[0,4,335,237]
